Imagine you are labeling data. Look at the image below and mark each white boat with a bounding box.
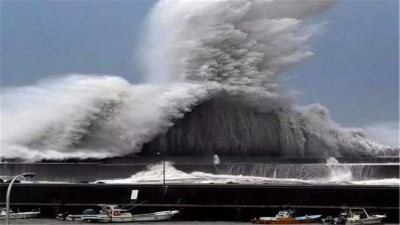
[322,208,386,225]
[0,208,40,220]
[130,210,181,222]
[345,208,386,225]
[77,204,179,223]
[251,210,322,224]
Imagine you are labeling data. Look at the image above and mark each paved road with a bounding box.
[5,219,399,225]
[6,219,251,225]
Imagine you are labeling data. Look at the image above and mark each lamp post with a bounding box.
[6,172,36,225]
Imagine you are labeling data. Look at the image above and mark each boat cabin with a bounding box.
[340,208,387,225]
[98,204,128,217]
[0,208,9,216]
[347,208,369,219]
[277,210,295,218]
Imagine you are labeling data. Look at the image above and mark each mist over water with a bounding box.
[1,0,398,161]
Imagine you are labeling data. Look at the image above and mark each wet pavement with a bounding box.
[6,219,251,224]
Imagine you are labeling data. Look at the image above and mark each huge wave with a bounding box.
[1,0,398,161]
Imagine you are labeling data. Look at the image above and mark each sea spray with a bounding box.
[326,157,353,182]
[1,0,336,160]
[1,0,398,161]
[1,76,210,160]
[143,0,335,88]
[98,162,400,185]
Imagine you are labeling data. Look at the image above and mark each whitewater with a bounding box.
[98,159,400,186]
[1,0,398,161]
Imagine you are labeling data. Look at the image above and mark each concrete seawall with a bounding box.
[1,183,398,222]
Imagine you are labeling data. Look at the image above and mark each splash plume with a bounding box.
[1,0,397,161]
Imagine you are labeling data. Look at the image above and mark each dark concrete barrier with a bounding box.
[0,183,398,222]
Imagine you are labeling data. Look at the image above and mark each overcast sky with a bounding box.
[1,0,398,146]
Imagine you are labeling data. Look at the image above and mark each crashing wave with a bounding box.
[1,76,396,161]
[142,94,397,157]
[1,0,397,161]
[1,76,210,160]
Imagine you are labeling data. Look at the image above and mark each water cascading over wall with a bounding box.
[141,93,398,157]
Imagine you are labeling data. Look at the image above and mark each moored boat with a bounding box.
[131,210,180,222]
[251,210,322,224]
[346,208,386,225]
[68,204,179,223]
[323,208,386,225]
[0,208,40,220]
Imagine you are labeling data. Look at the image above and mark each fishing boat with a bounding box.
[322,208,386,225]
[76,204,179,223]
[346,208,386,225]
[0,208,40,220]
[251,210,321,224]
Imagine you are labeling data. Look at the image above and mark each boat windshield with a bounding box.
[350,209,368,219]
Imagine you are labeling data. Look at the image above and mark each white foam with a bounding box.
[325,157,353,182]
[1,76,210,160]
[98,162,400,186]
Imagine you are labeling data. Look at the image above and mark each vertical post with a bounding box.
[163,158,166,186]
[6,173,36,225]
[6,177,18,225]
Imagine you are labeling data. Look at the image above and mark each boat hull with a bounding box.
[131,210,179,222]
[81,210,178,223]
[132,213,176,222]
[0,212,40,220]
[252,218,320,224]
[347,217,384,225]
[82,214,133,223]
